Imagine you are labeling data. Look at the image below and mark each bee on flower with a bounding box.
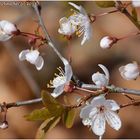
[58,2,92,45]
[47,58,73,98]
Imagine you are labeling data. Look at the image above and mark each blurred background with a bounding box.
[0,1,140,138]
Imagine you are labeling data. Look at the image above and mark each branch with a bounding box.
[81,84,140,96]
[3,98,42,109]
[33,3,65,62]
[115,1,140,30]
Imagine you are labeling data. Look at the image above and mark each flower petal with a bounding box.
[91,95,106,107]
[35,56,44,70]
[51,85,64,98]
[19,49,30,61]
[82,118,92,126]
[98,64,110,81]
[105,100,120,111]
[91,113,106,136]
[81,24,92,45]
[26,50,39,64]
[105,110,121,131]
[80,105,93,119]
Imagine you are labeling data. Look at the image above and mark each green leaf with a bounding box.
[24,108,52,121]
[36,117,61,139]
[96,1,115,8]
[132,8,138,22]
[62,108,76,128]
[41,90,64,116]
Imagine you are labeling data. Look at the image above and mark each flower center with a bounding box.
[47,67,66,88]
[98,105,106,113]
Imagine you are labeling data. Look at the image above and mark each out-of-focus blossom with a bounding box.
[119,62,140,80]
[0,20,18,41]
[58,2,92,45]
[19,49,44,70]
[132,0,140,7]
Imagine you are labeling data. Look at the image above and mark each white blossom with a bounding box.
[119,62,140,80]
[132,0,140,7]
[100,36,117,49]
[58,17,76,36]
[80,95,121,137]
[0,121,8,129]
[0,20,17,41]
[48,58,73,98]
[92,64,109,87]
[19,49,44,70]
[58,2,92,45]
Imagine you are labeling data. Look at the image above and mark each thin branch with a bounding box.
[3,98,42,109]
[81,84,140,96]
[33,3,65,62]
[115,1,140,30]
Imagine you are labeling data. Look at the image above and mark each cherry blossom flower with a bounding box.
[80,95,121,138]
[58,17,76,36]
[0,20,18,41]
[132,0,140,7]
[92,64,109,87]
[47,58,73,98]
[119,62,140,80]
[100,36,118,49]
[58,2,92,45]
[19,49,44,70]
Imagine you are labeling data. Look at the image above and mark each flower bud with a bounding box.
[119,62,140,80]
[92,64,109,87]
[0,121,8,129]
[100,36,118,49]
[0,20,18,41]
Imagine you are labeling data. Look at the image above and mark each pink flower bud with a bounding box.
[100,36,118,49]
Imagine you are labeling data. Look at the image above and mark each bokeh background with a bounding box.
[0,1,140,138]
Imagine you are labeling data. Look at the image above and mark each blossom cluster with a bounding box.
[0,1,140,139]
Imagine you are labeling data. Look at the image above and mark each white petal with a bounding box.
[26,50,39,64]
[82,118,92,126]
[69,2,81,11]
[0,34,12,41]
[19,49,30,61]
[51,85,64,98]
[0,20,17,34]
[65,64,73,82]
[105,111,121,131]
[91,113,106,136]
[68,2,87,15]
[91,95,106,107]
[81,24,92,45]
[35,56,44,70]
[105,100,120,111]
[80,105,93,119]
[98,64,110,81]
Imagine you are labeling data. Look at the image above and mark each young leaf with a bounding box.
[62,108,76,128]
[96,1,115,8]
[41,90,64,116]
[24,108,52,121]
[132,8,138,22]
[35,116,61,139]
